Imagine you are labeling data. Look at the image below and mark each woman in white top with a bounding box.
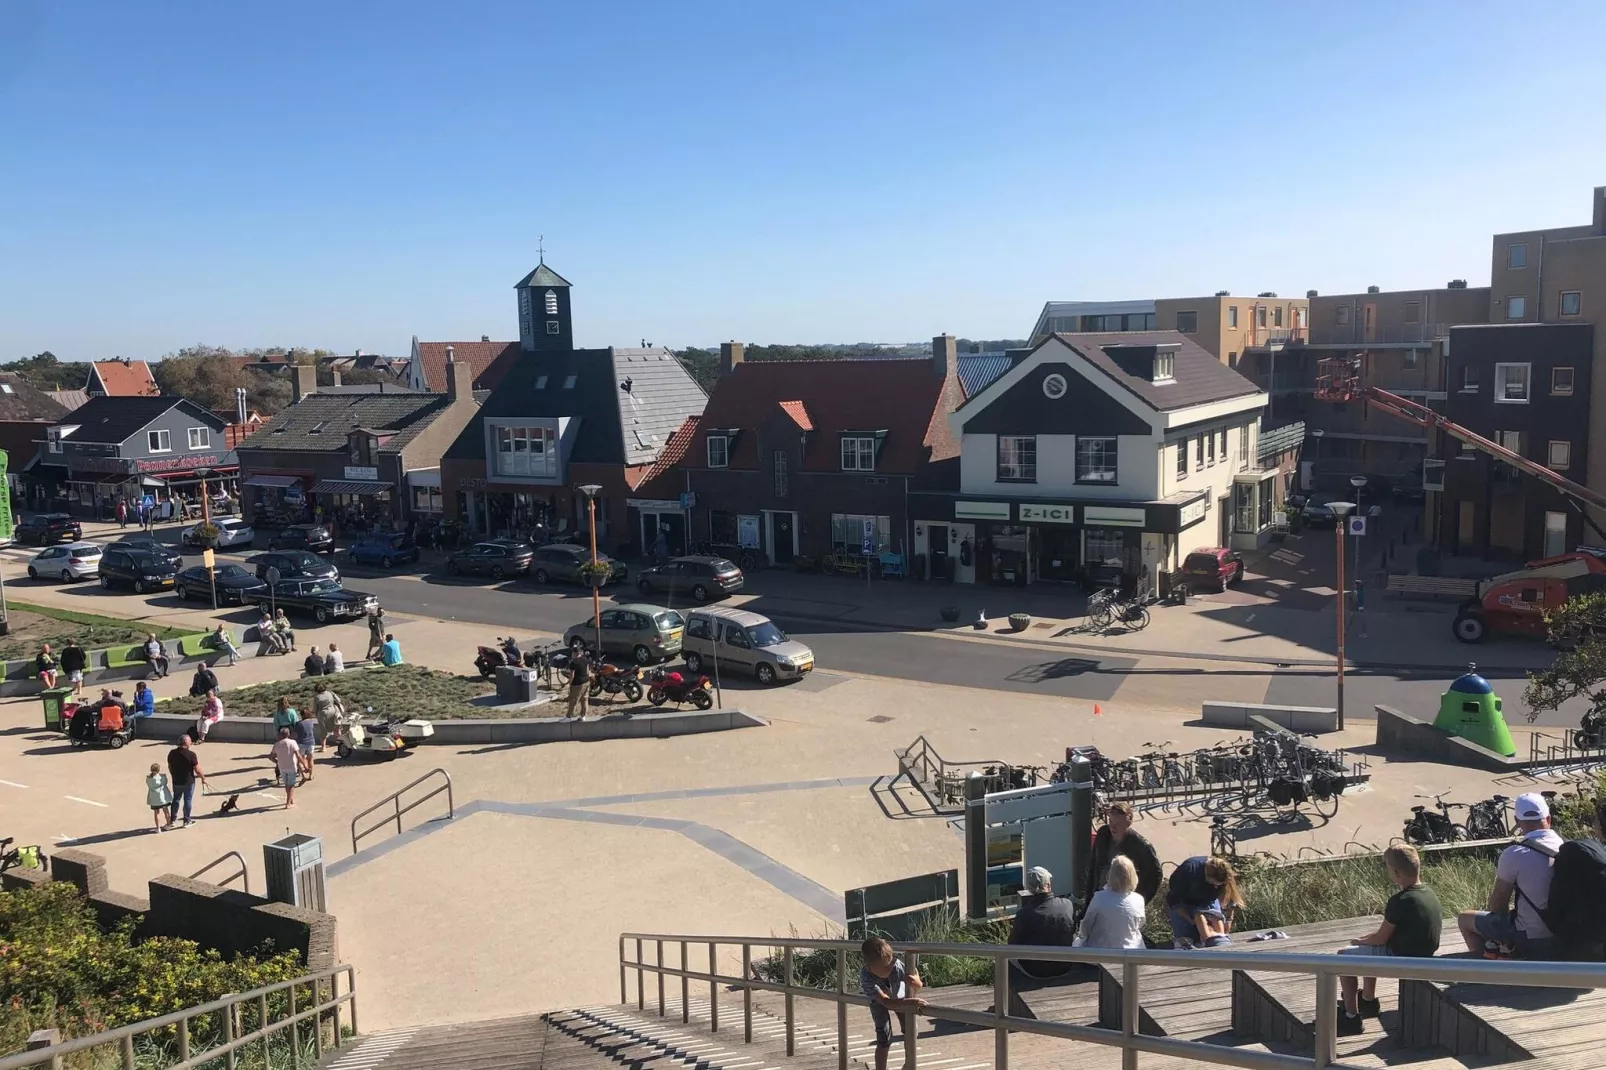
[1075,855,1149,950]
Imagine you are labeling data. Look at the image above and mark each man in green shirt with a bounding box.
[1334,844,1443,1035]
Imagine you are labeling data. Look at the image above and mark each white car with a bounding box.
[181,518,256,548]
[28,542,102,582]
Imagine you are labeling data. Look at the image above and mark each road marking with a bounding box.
[64,795,108,808]
[0,779,28,789]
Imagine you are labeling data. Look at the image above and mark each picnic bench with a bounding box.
[1385,575,1479,600]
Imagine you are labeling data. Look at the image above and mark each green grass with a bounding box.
[158,664,496,721]
[0,603,191,663]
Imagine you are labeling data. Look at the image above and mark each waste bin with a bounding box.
[41,687,75,732]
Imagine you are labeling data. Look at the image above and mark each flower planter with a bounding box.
[1008,613,1031,632]
[939,606,960,623]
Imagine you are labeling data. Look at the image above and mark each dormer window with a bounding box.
[544,289,559,315]
[1153,350,1175,383]
[841,435,878,472]
[707,434,730,469]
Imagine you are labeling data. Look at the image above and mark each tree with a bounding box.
[1521,592,1606,737]
[1,351,88,392]
[153,346,291,416]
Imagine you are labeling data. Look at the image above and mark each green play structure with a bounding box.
[1434,664,1517,758]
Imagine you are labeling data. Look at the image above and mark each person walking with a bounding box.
[366,607,386,661]
[116,498,128,528]
[35,644,57,689]
[272,728,300,808]
[294,708,317,781]
[146,763,173,832]
[566,652,592,719]
[272,695,300,736]
[166,736,202,827]
[312,682,345,753]
[60,638,87,697]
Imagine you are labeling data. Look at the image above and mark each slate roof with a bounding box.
[0,375,69,422]
[412,340,520,393]
[87,359,159,396]
[1053,331,1261,410]
[54,396,223,444]
[514,262,572,289]
[47,389,89,414]
[443,347,708,469]
[239,393,456,453]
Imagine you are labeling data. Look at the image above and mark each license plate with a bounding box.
[667,629,682,641]
[796,660,814,673]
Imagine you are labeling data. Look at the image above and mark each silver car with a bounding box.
[27,542,101,583]
[681,607,814,686]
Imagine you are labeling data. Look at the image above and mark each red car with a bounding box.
[1181,547,1245,592]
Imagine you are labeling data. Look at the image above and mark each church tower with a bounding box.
[514,258,574,353]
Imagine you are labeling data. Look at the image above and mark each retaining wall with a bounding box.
[1202,701,1339,734]
[1374,705,1516,773]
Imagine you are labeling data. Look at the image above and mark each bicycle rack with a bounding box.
[190,850,250,894]
[893,735,1022,814]
[349,767,454,855]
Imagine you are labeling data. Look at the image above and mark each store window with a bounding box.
[1083,528,1128,567]
[412,485,444,513]
[710,510,739,545]
[831,513,891,552]
[1075,437,1118,483]
[493,424,558,478]
[1234,482,1255,534]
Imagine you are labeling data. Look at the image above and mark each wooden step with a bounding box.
[316,1016,544,1070]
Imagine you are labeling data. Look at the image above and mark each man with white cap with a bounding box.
[1008,866,1080,978]
[1457,792,1563,959]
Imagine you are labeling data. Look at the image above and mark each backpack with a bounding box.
[1523,837,1606,960]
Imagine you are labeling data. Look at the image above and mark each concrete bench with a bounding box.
[1386,575,1478,600]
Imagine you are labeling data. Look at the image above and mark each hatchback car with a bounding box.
[15,513,81,546]
[250,550,340,584]
[1300,494,1341,527]
[1180,547,1245,592]
[268,523,334,553]
[444,539,533,580]
[529,543,627,586]
[348,531,420,569]
[564,604,686,665]
[114,536,185,572]
[175,563,269,605]
[681,607,813,685]
[27,542,101,583]
[97,546,180,593]
[181,517,255,549]
[635,556,745,603]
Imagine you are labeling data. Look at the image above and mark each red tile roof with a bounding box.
[778,399,813,430]
[88,360,159,396]
[639,415,702,488]
[413,341,520,393]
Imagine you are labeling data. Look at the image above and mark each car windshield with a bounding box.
[215,564,249,578]
[750,622,788,647]
[1184,553,1221,570]
[305,580,342,595]
[654,611,685,629]
[286,552,322,568]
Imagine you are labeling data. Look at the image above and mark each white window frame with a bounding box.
[148,429,171,453]
[1560,290,1582,317]
[1176,437,1188,479]
[707,435,729,469]
[1494,362,1531,404]
[1074,436,1118,484]
[1506,296,1526,320]
[493,424,558,478]
[1548,440,1572,470]
[187,427,210,450]
[841,436,877,472]
[1227,306,1238,328]
[996,435,1037,482]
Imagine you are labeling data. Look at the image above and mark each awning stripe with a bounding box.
[243,474,303,489]
[311,480,393,494]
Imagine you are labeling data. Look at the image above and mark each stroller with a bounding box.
[67,699,135,749]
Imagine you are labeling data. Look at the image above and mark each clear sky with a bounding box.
[3,1,1605,361]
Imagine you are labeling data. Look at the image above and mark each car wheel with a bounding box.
[533,568,550,584]
[684,652,703,673]
[491,566,505,581]
[133,580,147,594]
[100,574,111,589]
[632,645,653,665]
[26,567,36,579]
[109,734,126,749]
[1453,614,1485,644]
[756,663,777,686]
[314,606,329,624]
[61,569,74,583]
[692,584,710,603]
[446,560,459,575]
[176,584,188,600]
[637,578,653,594]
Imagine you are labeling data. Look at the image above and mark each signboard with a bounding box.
[0,450,11,543]
[861,518,876,556]
[1422,457,1446,492]
[201,548,216,569]
[1018,503,1076,524]
[1083,505,1146,529]
[678,491,697,509]
[738,515,761,549]
[344,465,379,482]
[955,501,1010,520]
[1178,497,1208,529]
[137,452,227,474]
[1348,516,1367,537]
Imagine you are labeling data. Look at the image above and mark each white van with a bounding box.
[682,606,815,685]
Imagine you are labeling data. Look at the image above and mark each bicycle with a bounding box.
[1209,815,1238,860]
[1402,791,1467,845]
[1086,587,1118,630]
[0,837,47,874]
[1464,794,1512,840]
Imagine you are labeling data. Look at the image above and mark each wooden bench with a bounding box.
[1385,575,1478,600]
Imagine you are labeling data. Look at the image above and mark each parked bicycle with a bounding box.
[1402,791,1467,845]
[1209,815,1238,859]
[1464,794,1513,840]
[0,837,46,874]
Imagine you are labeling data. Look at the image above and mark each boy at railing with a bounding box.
[860,936,926,1070]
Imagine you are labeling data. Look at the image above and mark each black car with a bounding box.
[175,563,268,605]
[528,543,628,586]
[255,578,378,624]
[114,536,184,572]
[97,546,180,594]
[250,550,340,584]
[14,513,81,546]
[444,539,535,581]
[268,524,335,553]
[635,556,745,603]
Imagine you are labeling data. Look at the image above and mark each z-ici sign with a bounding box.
[1019,504,1076,524]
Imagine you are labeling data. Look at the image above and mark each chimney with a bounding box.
[291,364,316,403]
[1594,185,1605,234]
[331,369,343,388]
[932,334,957,380]
[1306,289,1318,298]
[446,352,473,404]
[481,335,490,343]
[719,341,745,375]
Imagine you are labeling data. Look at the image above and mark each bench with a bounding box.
[1385,575,1478,600]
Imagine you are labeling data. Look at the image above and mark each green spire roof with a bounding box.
[514,261,572,289]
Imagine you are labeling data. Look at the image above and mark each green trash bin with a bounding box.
[42,686,75,732]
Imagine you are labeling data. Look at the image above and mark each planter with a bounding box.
[1008,613,1031,632]
[939,605,960,623]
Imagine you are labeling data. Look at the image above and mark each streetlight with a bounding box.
[579,484,603,652]
[1349,474,1368,591]
[1328,499,1355,731]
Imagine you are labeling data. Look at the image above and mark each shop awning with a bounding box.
[243,474,303,489]
[311,480,393,495]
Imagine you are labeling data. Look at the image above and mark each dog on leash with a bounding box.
[217,794,240,814]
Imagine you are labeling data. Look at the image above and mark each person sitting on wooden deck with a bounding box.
[1335,844,1443,1036]
[1009,866,1080,978]
[1457,793,1561,961]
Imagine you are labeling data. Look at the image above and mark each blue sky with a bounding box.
[3,1,1605,361]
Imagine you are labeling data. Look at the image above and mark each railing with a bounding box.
[0,963,356,1070]
[349,767,453,855]
[893,736,1016,813]
[190,850,250,894]
[618,932,1606,1070]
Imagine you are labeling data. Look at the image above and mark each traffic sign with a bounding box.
[1348,516,1367,537]
[861,518,875,556]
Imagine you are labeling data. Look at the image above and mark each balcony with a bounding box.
[1243,327,1307,348]
[1304,323,1452,347]
[1257,420,1305,464]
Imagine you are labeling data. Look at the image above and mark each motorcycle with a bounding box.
[646,667,714,710]
[590,663,644,703]
[474,637,542,680]
[333,706,435,760]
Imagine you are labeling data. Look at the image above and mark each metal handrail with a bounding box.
[0,963,357,1070]
[190,849,250,894]
[350,767,453,855]
[618,930,1606,1070]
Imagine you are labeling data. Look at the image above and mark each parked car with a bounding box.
[1300,494,1342,527]
[563,604,686,665]
[635,556,744,603]
[1180,547,1245,592]
[114,536,185,572]
[347,531,420,569]
[444,539,534,580]
[680,607,813,685]
[528,543,627,586]
[97,546,180,594]
[249,550,340,585]
[15,513,81,546]
[268,523,334,553]
[175,563,269,605]
[181,518,255,549]
[27,542,101,583]
[254,578,378,624]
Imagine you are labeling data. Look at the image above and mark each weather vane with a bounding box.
[538,234,545,262]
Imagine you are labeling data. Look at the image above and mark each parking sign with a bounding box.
[861,518,875,556]
[1348,516,1367,537]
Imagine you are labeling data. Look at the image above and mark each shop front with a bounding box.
[66,452,239,521]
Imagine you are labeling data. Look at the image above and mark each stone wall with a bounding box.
[1374,705,1514,773]
[1202,701,1338,734]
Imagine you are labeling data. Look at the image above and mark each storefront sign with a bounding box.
[1083,505,1146,529]
[1019,503,1076,524]
[460,477,488,490]
[955,501,1010,520]
[135,452,229,475]
[1178,497,1208,529]
[344,465,379,481]
[628,498,684,511]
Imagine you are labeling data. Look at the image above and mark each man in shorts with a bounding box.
[1336,844,1442,1034]
[1457,792,1562,959]
[60,638,87,696]
[294,708,318,781]
[271,727,301,809]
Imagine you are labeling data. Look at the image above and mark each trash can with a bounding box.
[264,833,326,911]
[41,687,75,732]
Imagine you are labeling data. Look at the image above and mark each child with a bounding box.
[1196,906,1232,948]
[146,763,173,832]
[294,708,318,781]
[860,936,926,1070]
[1335,844,1442,1035]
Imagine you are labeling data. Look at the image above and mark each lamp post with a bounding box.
[579,484,603,651]
[1349,474,1368,589]
[1329,499,1355,730]
[194,467,216,609]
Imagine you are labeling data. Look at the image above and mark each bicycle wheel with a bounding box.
[1128,605,1151,631]
[1312,790,1340,819]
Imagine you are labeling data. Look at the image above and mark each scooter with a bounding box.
[66,701,135,749]
[645,668,714,710]
[590,663,644,703]
[474,637,542,679]
[333,706,435,760]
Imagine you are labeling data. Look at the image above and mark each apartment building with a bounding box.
[1027,301,1157,344]
[1153,293,1309,367]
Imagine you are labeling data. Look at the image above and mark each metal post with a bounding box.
[1068,755,1093,902]
[260,993,271,1066]
[1121,962,1139,1070]
[620,937,627,1005]
[180,1017,191,1064]
[348,969,359,1038]
[681,941,690,1023]
[903,951,919,1070]
[837,948,849,1070]
[657,940,665,1017]
[742,944,753,1043]
[993,955,1009,1070]
[225,1001,238,1070]
[964,773,989,919]
[289,984,300,1068]
[587,494,601,649]
[1314,972,1338,1069]
[1336,518,1347,731]
[637,938,645,1010]
[709,942,719,1033]
[784,946,796,1056]
[120,1034,135,1070]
